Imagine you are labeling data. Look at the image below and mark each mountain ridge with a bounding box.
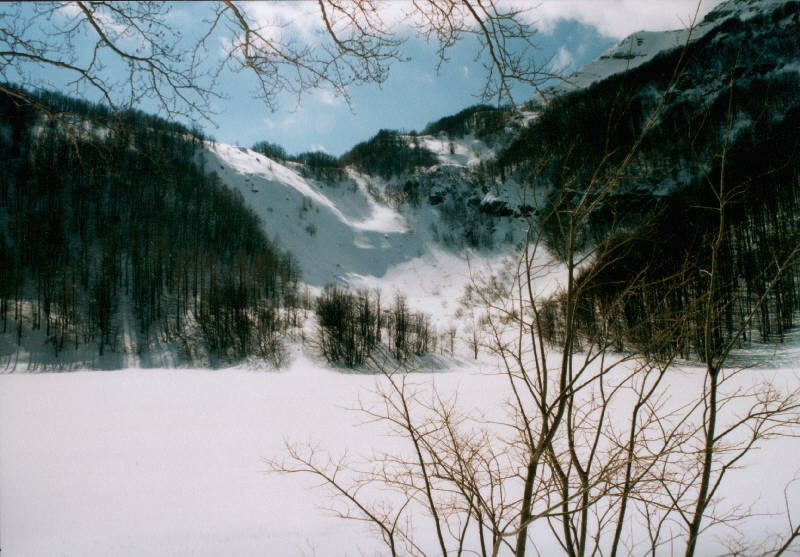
[1,0,798,369]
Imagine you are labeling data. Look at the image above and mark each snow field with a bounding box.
[0,352,484,556]
[2,344,799,556]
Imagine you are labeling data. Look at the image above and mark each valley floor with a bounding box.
[1,343,799,556]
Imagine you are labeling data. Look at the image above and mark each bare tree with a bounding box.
[267,19,800,554]
[269,162,800,557]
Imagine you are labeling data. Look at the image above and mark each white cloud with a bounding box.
[516,0,726,39]
[58,2,136,37]
[552,46,574,72]
[239,1,412,45]
[237,1,727,47]
[263,115,297,130]
[56,2,81,18]
[311,88,343,106]
[309,143,328,153]
[239,1,323,44]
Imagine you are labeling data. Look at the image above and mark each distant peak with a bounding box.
[551,0,796,94]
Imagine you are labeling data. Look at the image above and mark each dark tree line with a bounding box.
[473,5,800,211]
[315,285,435,368]
[292,151,346,182]
[422,103,510,141]
[251,141,346,182]
[564,104,800,360]
[494,5,800,360]
[0,85,299,367]
[251,140,289,162]
[340,129,438,179]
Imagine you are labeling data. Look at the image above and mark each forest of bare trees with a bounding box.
[315,286,435,368]
[475,17,800,361]
[0,86,299,367]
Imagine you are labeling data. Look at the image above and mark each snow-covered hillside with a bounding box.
[205,141,410,287]
[558,28,696,91]
[204,138,519,325]
[554,0,795,93]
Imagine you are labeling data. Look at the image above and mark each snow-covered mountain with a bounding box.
[1,0,798,370]
[202,0,800,328]
[202,135,519,325]
[554,0,798,93]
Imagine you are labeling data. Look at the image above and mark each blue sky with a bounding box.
[200,0,725,155]
[12,1,725,156]
[214,19,614,156]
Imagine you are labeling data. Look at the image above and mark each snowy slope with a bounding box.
[554,0,794,93]
[205,139,518,324]
[418,134,492,166]
[558,29,696,91]
[205,141,409,289]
